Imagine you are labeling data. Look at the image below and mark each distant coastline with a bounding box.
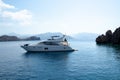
[0,32,99,42]
[0,35,40,41]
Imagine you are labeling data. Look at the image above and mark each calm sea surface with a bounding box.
[0,41,120,80]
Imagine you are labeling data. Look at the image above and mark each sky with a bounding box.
[0,0,120,35]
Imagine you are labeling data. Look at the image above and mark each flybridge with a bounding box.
[48,35,65,40]
[50,36,60,40]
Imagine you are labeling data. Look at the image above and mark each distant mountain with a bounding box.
[0,35,40,41]
[1,32,74,41]
[7,32,21,37]
[7,33,32,38]
[22,36,40,41]
[34,32,99,41]
[0,35,20,41]
[72,33,99,41]
[35,32,74,40]
[0,32,99,41]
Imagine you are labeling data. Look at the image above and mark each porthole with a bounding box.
[44,48,48,50]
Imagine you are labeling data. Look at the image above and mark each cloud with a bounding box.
[0,0,32,26]
[2,9,32,26]
[0,0,15,9]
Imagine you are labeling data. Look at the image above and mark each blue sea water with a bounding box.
[0,41,120,80]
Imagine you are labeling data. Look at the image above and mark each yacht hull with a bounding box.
[21,45,75,52]
[27,50,75,52]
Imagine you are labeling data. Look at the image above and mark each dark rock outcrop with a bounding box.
[96,34,107,43]
[105,30,112,42]
[96,27,120,44]
[112,27,120,44]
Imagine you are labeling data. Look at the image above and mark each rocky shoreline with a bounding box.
[96,27,120,44]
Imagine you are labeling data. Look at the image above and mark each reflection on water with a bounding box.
[22,52,74,80]
[23,52,72,59]
[96,43,120,60]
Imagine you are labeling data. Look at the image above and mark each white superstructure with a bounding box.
[21,35,75,52]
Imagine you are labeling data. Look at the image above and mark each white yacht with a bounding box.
[21,35,75,52]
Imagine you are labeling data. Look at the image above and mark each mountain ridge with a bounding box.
[0,32,99,41]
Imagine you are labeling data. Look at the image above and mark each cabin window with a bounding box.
[43,42,59,45]
[44,48,48,50]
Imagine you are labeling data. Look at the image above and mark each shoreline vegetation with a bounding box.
[96,27,120,44]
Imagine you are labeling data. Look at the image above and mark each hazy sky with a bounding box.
[0,0,120,35]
